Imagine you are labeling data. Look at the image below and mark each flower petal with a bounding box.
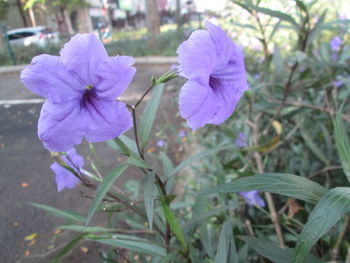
[95,56,136,99]
[21,55,82,103]
[208,48,249,125]
[176,30,216,80]
[60,33,108,85]
[84,100,132,142]
[38,100,85,152]
[65,148,84,169]
[179,80,220,130]
[51,162,80,192]
[206,21,234,62]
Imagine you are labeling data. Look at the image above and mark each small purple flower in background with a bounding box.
[239,190,265,207]
[330,36,342,51]
[157,139,165,148]
[178,129,186,138]
[50,148,84,192]
[176,21,248,130]
[235,132,247,148]
[21,33,135,152]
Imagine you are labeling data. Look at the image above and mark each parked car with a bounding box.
[6,26,59,47]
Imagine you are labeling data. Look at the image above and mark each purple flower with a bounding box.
[330,36,342,51]
[157,139,165,148]
[178,129,186,138]
[176,21,248,130]
[235,132,247,148]
[21,34,135,152]
[50,148,84,192]
[239,190,265,207]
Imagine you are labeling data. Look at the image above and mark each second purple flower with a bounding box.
[177,21,248,130]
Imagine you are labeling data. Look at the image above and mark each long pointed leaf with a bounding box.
[144,172,156,230]
[293,187,350,263]
[239,236,321,263]
[334,107,350,183]
[29,202,85,223]
[86,165,128,225]
[139,84,165,149]
[201,173,327,204]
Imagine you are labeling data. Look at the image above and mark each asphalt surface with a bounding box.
[0,64,183,263]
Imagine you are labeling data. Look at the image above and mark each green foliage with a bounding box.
[0,0,9,20]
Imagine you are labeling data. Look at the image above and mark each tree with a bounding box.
[145,0,160,46]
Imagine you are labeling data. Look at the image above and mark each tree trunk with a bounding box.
[145,0,160,46]
[62,8,75,35]
[28,7,36,27]
[16,0,28,27]
[77,7,93,33]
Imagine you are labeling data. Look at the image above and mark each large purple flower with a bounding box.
[176,21,248,130]
[21,34,135,152]
[50,148,84,192]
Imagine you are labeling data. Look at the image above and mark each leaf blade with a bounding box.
[201,173,327,204]
[86,165,128,225]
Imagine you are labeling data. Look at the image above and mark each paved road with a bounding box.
[0,63,183,262]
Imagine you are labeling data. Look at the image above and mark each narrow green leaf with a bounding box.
[301,130,329,165]
[139,84,165,149]
[29,202,85,223]
[295,0,308,14]
[215,220,237,263]
[293,187,350,263]
[144,172,156,230]
[168,145,234,178]
[272,45,284,82]
[158,191,187,249]
[202,173,327,204]
[86,165,128,225]
[94,238,166,257]
[50,234,85,263]
[240,236,321,263]
[308,10,327,43]
[159,151,174,177]
[334,107,350,183]
[127,153,151,169]
[58,225,116,233]
[239,2,300,30]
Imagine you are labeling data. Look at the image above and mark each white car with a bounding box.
[6,26,59,47]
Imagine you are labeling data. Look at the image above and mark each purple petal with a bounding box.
[95,56,136,99]
[21,55,82,103]
[239,190,265,207]
[235,132,247,148]
[38,100,85,152]
[84,100,132,143]
[330,36,342,51]
[176,29,216,80]
[205,21,235,66]
[179,80,221,130]
[157,140,165,147]
[50,148,84,192]
[60,33,108,85]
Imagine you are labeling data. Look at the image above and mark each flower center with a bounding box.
[81,85,97,108]
[209,76,221,90]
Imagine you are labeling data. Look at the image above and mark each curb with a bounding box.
[0,57,178,74]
